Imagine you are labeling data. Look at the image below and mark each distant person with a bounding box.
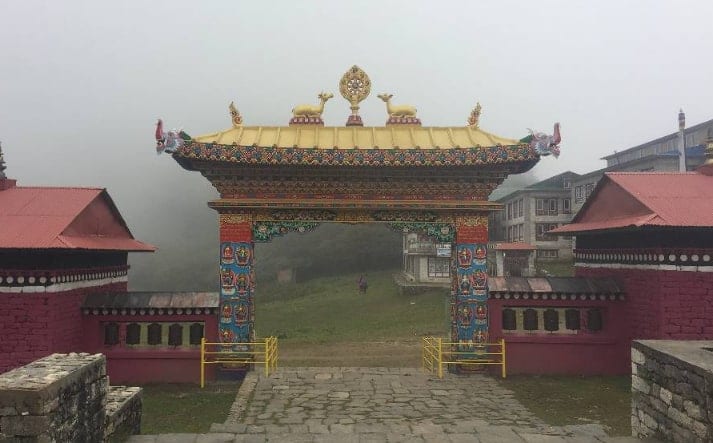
[358,274,368,294]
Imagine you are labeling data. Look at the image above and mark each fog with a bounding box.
[1,1,711,289]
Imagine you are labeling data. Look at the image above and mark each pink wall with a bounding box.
[0,281,127,374]
[81,313,218,384]
[489,297,629,375]
[576,267,713,340]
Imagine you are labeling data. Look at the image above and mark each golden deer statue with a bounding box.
[292,92,334,118]
[377,93,417,118]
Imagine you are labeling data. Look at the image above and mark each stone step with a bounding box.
[126,432,661,443]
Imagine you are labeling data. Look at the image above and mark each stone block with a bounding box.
[632,375,651,394]
[659,387,672,405]
[0,415,50,436]
[667,406,692,427]
[683,399,703,421]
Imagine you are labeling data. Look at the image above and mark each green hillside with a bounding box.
[255,270,449,342]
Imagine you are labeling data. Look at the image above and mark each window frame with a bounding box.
[427,256,450,278]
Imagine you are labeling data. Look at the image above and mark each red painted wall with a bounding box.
[489,298,629,375]
[81,313,218,384]
[0,281,126,374]
[576,267,713,340]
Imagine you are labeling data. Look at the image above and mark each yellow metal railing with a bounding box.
[422,337,506,379]
[200,337,278,388]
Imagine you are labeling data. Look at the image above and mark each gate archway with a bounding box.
[165,66,542,353]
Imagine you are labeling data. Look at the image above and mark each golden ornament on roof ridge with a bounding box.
[339,65,371,114]
[229,101,243,127]
[468,102,482,128]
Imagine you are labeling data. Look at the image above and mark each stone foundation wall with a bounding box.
[631,340,713,442]
[0,353,141,442]
[105,386,143,440]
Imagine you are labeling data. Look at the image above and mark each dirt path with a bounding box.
[276,340,423,367]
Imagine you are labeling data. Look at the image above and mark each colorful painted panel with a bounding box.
[177,143,537,168]
[219,241,254,343]
[451,243,489,351]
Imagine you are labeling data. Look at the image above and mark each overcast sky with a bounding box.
[1,1,712,284]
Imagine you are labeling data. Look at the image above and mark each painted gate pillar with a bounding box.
[218,214,255,344]
[452,215,489,354]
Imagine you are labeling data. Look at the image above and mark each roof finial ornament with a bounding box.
[377,93,421,126]
[229,101,243,127]
[339,65,371,127]
[521,123,562,158]
[0,141,7,179]
[468,102,482,128]
[290,92,333,126]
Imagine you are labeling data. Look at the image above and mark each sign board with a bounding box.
[436,243,452,257]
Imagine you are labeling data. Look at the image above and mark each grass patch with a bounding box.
[536,259,575,277]
[501,375,631,436]
[256,270,449,342]
[140,384,236,434]
[254,270,449,366]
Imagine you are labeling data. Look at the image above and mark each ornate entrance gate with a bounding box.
[164,66,547,354]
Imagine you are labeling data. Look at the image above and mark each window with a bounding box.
[102,322,205,348]
[543,309,559,332]
[104,323,119,346]
[428,257,450,278]
[126,323,141,345]
[518,199,523,218]
[587,309,603,331]
[562,199,571,214]
[502,307,600,335]
[147,323,162,345]
[535,223,558,241]
[537,249,559,258]
[189,323,204,345]
[168,324,183,346]
[508,226,514,242]
[502,309,516,330]
[517,224,524,242]
[575,186,583,202]
[585,183,595,198]
[565,309,581,330]
[536,198,558,215]
[507,203,512,220]
[563,178,571,189]
[523,309,538,331]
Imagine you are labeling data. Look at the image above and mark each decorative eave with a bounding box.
[173,136,538,171]
[487,276,625,301]
[208,199,504,213]
[82,291,220,316]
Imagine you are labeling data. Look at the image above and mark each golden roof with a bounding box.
[192,125,521,150]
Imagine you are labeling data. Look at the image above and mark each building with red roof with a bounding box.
[547,149,713,372]
[0,152,219,382]
[0,164,157,373]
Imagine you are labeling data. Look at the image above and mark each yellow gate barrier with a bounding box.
[422,337,506,379]
[200,336,278,387]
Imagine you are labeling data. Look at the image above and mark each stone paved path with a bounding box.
[128,368,659,443]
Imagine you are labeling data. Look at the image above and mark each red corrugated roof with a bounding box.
[0,185,155,251]
[607,172,713,226]
[551,214,657,234]
[552,172,713,234]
